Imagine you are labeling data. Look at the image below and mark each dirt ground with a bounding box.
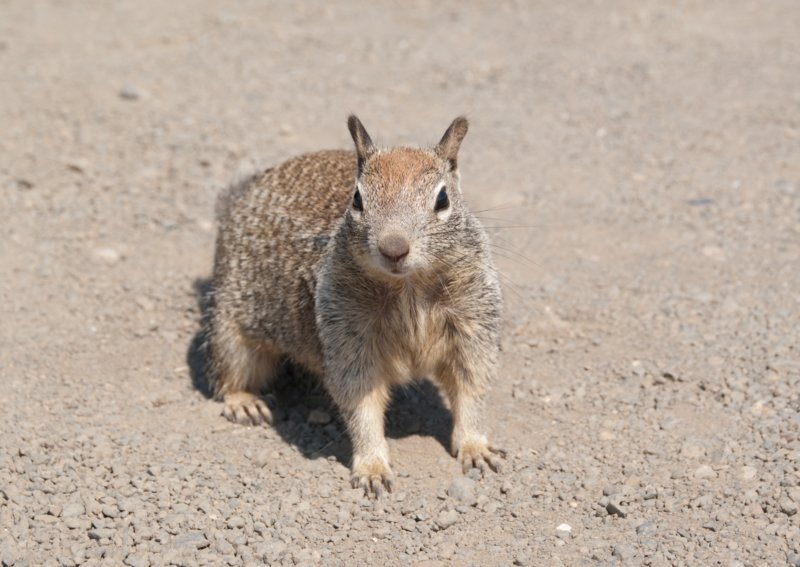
[1,1,799,566]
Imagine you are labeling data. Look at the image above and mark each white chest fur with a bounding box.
[366,283,449,384]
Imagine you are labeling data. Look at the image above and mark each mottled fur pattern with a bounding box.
[208,116,504,495]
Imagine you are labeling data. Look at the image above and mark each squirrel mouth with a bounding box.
[383,262,410,277]
[375,257,412,278]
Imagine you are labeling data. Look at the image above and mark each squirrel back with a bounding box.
[212,150,358,373]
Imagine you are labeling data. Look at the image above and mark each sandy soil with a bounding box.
[1,1,799,565]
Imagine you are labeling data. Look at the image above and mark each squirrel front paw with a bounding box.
[221,391,277,426]
[351,457,395,498]
[453,436,507,475]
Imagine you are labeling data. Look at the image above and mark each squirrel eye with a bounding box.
[434,187,449,212]
[352,189,363,211]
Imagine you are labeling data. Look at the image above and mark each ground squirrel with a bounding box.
[208,116,505,496]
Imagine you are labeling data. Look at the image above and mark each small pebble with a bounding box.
[92,247,121,264]
[227,515,245,529]
[308,409,331,425]
[436,509,459,530]
[63,517,84,529]
[215,538,235,554]
[636,521,656,537]
[606,500,627,518]
[64,157,89,174]
[602,485,620,497]
[88,528,115,540]
[172,531,209,550]
[612,543,637,560]
[101,505,120,518]
[739,466,758,481]
[251,450,271,468]
[780,495,798,516]
[62,502,84,518]
[119,85,141,100]
[447,477,477,505]
[514,553,530,566]
[694,465,716,479]
[124,554,150,567]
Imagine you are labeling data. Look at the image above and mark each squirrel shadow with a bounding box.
[186,278,215,398]
[186,277,454,466]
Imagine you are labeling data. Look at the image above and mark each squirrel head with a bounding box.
[345,115,470,280]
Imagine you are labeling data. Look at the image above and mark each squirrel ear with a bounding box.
[436,116,469,171]
[347,115,376,175]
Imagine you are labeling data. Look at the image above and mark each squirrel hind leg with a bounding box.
[210,318,281,426]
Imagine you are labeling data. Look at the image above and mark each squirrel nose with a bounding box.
[378,233,410,263]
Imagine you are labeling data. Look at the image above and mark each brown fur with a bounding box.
[208,117,504,496]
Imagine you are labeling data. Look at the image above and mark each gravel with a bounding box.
[1,1,799,565]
